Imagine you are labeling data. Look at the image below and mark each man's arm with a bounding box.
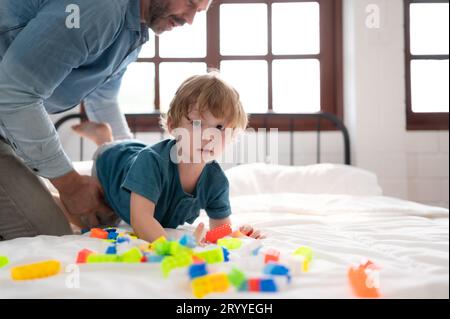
[83,68,134,141]
[0,0,122,216]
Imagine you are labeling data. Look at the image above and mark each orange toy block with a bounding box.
[76,249,95,264]
[348,259,381,298]
[90,228,108,239]
[205,224,232,244]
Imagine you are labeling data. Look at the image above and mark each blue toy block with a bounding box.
[222,247,230,262]
[252,246,262,256]
[108,232,119,240]
[263,264,290,276]
[260,279,277,292]
[179,234,197,248]
[81,228,90,235]
[105,228,118,233]
[106,245,117,255]
[238,280,248,292]
[117,237,130,244]
[144,253,164,263]
[188,263,208,279]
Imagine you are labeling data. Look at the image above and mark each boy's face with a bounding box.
[173,106,233,164]
[146,0,211,35]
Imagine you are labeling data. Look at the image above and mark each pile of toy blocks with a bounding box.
[75,224,315,298]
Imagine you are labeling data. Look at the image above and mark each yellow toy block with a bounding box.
[11,260,61,281]
[191,273,230,298]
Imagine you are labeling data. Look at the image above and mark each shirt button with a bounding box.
[32,168,39,172]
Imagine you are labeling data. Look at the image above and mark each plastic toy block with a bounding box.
[260,279,277,292]
[205,224,232,244]
[248,278,261,292]
[188,263,208,279]
[348,259,381,298]
[217,238,242,250]
[264,249,280,264]
[228,267,246,288]
[105,228,118,233]
[107,232,119,240]
[194,248,224,264]
[179,234,197,248]
[151,236,167,248]
[117,237,130,244]
[90,228,108,239]
[293,246,313,263]
[161,252,193,277]
[87,254,121,263]
[231,230,244,238]
[76,249,95,264]
[192,255,205,264]
[0,256,9,268]
[263,263,290,276]
[144,253,164,263]
[222,247,230,262]
[140,244,152,253]
[121,247,143,263]
[11,260,61,281]
[191,273,230,298]
[81,228,90,234]
[106,245,117,255]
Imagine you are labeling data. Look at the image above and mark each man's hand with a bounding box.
[50,170,113,227]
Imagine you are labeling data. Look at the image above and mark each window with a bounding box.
[116,0,343,131]
[405,0,449,130]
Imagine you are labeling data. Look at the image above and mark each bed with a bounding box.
[0,162,448,299]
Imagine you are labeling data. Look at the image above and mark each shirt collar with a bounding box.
[125,0,150,45]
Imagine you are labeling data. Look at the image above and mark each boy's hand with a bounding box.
[193,222,207,246]
[239,225,266,239]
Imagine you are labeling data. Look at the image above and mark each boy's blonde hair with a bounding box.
[161,72,248,132]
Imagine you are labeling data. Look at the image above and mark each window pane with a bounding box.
[138,38,155,58]
[272,2,320,55]
[220,60,268,113]
[410,3,449,55]
[411,60,449,113]
[159,12,206,58]
[118,63,155,114]
[159,63,207,112]
[220,4,268,56]
[272,59,320,113]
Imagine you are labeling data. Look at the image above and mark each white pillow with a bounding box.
[225,163,383,197]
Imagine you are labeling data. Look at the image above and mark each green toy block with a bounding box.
[0,256,9,268]
[161,252,193,277]
[87,254,121,263]
[121,247,143,263]
[195,248,224,264]
[228,267,246,288]
[293,246,313,262]
[217,238,242,250]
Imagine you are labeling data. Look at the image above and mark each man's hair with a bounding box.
[160,71,248,132]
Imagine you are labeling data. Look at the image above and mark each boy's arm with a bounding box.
[130,192,167,243]
[209,217,232,230]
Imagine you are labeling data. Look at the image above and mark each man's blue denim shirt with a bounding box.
[0,0,149,178]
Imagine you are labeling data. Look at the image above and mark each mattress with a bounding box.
[1,163,448,298]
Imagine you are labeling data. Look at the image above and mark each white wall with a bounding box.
[52,0,449,208]
[344,0,448,208]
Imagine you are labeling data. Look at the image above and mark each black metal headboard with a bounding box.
[55,112,351,165]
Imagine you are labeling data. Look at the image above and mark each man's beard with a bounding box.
[146,0,171,33]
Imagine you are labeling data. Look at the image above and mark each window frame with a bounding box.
[404,0,449,131]
[119,0,344,132]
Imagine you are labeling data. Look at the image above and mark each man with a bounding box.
[0,0,211,240]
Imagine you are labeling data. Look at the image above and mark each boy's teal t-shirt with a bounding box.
[95,139,232,228]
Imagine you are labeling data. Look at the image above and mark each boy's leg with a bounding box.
[0,137,73,241]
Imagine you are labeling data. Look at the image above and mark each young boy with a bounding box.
[56,73,264,243]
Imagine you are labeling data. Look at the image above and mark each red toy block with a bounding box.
[248,278,261,292]
[348,259,381,298]
[264,249,280,264]
[76,249,94,264]
[90,228,108,239]
[205,224,232,244]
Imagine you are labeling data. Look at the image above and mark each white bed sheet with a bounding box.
[0,192,448,299]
